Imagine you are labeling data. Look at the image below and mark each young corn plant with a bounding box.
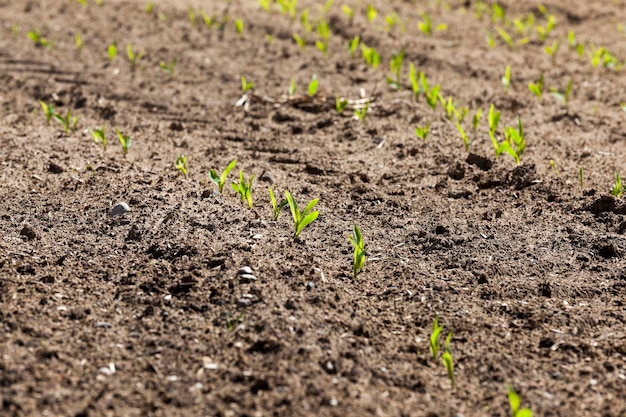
[210,159,236,193]
[54,109,78,134]
[441,332,455,388]
[409,64,421,100]
[361,44,380,69]
[159,58,176,76]
[549,78,573,106]
[27,29,50,48]
[288,79,296,96]
[348,225,366,279]
[348,35,359,56]
[354,102,369,123]
[90,125,107,152]
[366,4,377,22]
[528,73,544,99]
[234,18,244,35]
[429,316,445,360]
[107,41,117,62]
[473,108,482,132]
[127,42,145,69]
[115,128,132,157]
[386,48,405,90]
[241,76,254,93]
[175,154,188,178]
[507,385,534,417]
[268,187,288,221]
[455,121,470,150]
[418,13,432,35]
[502,65,511,91]
[441,96,460,120]
[496,27,514,49]
[492,116,525,164]
[232,170,254,208]
[612,172,623,198]
[75,33,82,51]
[285,191,319,238]
[315,20,330,56]
[420,72,440,110]
[415,124,430,141]
[293,33,306,50]
[335,96,348,113]
[39,101,55,125]
[308,75,318,96]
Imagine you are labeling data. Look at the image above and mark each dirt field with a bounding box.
[1,0,625,416]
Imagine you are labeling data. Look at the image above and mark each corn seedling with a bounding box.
[159,58,176,75]
[544,40,560,60]
[319,0,334,14]
[387,48,405,90]
[496,27,514,49]
[234,18,244,35]
[420,74,440,111]
[232,170,254,208]
[201,11,215,29]
[175,155,188,178]
[366,4,377,22]
[75,33,82,51]
[188,6,197,26]
[341,5,354,21]
[502,65,511,91]
[277,0,298,20]
[550,159,559,175]
[415,124,430,141]
[348,225,366,279]
[507,385,533,417]
[488,104,500,134]
[127,42,145,68]
[455,121,470,150]
[536,13,556,42]
[107,41,117,62]
[90,125,107,151]
[11,23,20,39]
[27,30,49,48]
[145,2,154,13]
[491,3,505,23]
[158,12,168,22]
[385,12,404,33]
[316,20,330,56]
[361,44,380,68]
[441,96,461,120]
[418,13,432,35]
[612,172,623,198]
[241,76,254,93]
[293,33,306,50]
[472,108,482,132]
[285,191,319,238]
[348,36,359,56]
[354,102,369,123]
[528,73,543,99]
[429,316,445,360]
[39,101,55,125]
[486,31,496,48]
[210,159,236,193]
[335,96,348,113]
[409,64,421,100]
[308,75,318,96]
[54,109,78,134]
[76,0,87,6]
[579,166,584,190]
[288,79,296,96]
[493,116,525,164]
[115,129,132,156]
[268,187,288,221]
[441,332,455,388]
[300,9,312,33]
[549,78,573,106]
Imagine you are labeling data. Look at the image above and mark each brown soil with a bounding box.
[1,0,626,416]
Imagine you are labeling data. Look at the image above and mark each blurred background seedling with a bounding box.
[115,128,132,157]
[175,155,188,178]
[90,125,107,152]
[210,160,236,193]
[231,171,254,208]
[39,101,55,125]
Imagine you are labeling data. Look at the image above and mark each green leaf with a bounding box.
[296,211,319,236]
[302,198,318,215]
[308,75,318,96]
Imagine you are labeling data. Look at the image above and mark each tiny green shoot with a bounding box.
[268,187,288,221]
[285,191,319,238]
[549,78,573,106]
[115,128,132,157]
[472,108,482,132]
[90,125,107,152]
[507,385,534,417]
[335,96,348,113]
[188,6,197,26]
[544,40,560,59]
[415,124,430,141]
[361,44,380,68]
[39,101,55,125]
[429,316,444,360]
[234,18,244,35]
[409,64,421,100]
[579,166,584,190]
[127,42,145,68]
[488,104,500,134]
[54,109,78,134]
[341,5,354,21]
[241,76,254,93]
[441,332,455,388]
[231,170,254,208]
[159,58,176,76]
[288,78,296,96]
[75,33,82,51]
[354,102,369,123]
[210,159,236,193]
[496,27,514,49]
[611,172,623,198]
[107,41,117,62]
[175,155,188,178]
[528,73,544,99]
[550,159,559,175]
[366,4,377,22]
[502,65,511,91]
[348,224,366,279]
[418,13,432,35]
[348,35,360,56]
[27,30,49,48]
[455,121,470,150]
[387,48,405,89]
[308,75,318,96]
[145,2,154,13]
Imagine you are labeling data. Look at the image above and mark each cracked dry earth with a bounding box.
[1,0,626,416]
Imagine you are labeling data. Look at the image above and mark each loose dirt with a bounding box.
[1,0,625,416]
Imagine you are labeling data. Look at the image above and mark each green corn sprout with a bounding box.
[348,225,366,279]
[231,170,254,209]
[488,104,500,134]
[316,20,330,56]
[549,79,573,106]
[75,33,82,51]
[409,64,420,100]
[415,124,430,141]
[612,172,623,198]
[90,125,107,152]
[268,187,288,221]
[39,101,55,125]
[335,96,348,113]
[441,332,455,388]
[418,13,433,35]
[496,27,514,49]
[210,159,236,193]
[188,6,196,26]
[472,108,482,132]
[288,79,296,96]
[361,44,380,68]
[386,48,405,90]
[418,72,440,110]
[354,102,369,123]
[550,160,559,175]
[241,76,254,93]
[285,191,319,238]
[429,316,445,360]
[348,36,359,56]
[293,33,306,50]
[115,128,132,157]
[528,73,544,98]
[159,58,176,75]
[308,75,318,96]
[341,5,354,21]
[234,18,244,35]
[145,2,154,13]
[175,155,188,178]
[502,65,511,91]
[441,96,460,120]
[491,3,505,23]
[54,109,78,134]
[495,116,525,164]
[507,385,534,417]
[300,9,312,33]
[536,13,556,42]
[127,42,145,68]
[579,166,584,190]
[27,30,49,48]
[455,121,470,150]
[366,4,377,22]
[544,40,560,59]
[107,41,117,62]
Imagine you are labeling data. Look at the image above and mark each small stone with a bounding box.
[236,266,253,275]
[306,281,315,291]
[239,273,258,283]
[252,234,263,240]
[237,298,252,307]
[110,202,130,217]
[94,322,112,329]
